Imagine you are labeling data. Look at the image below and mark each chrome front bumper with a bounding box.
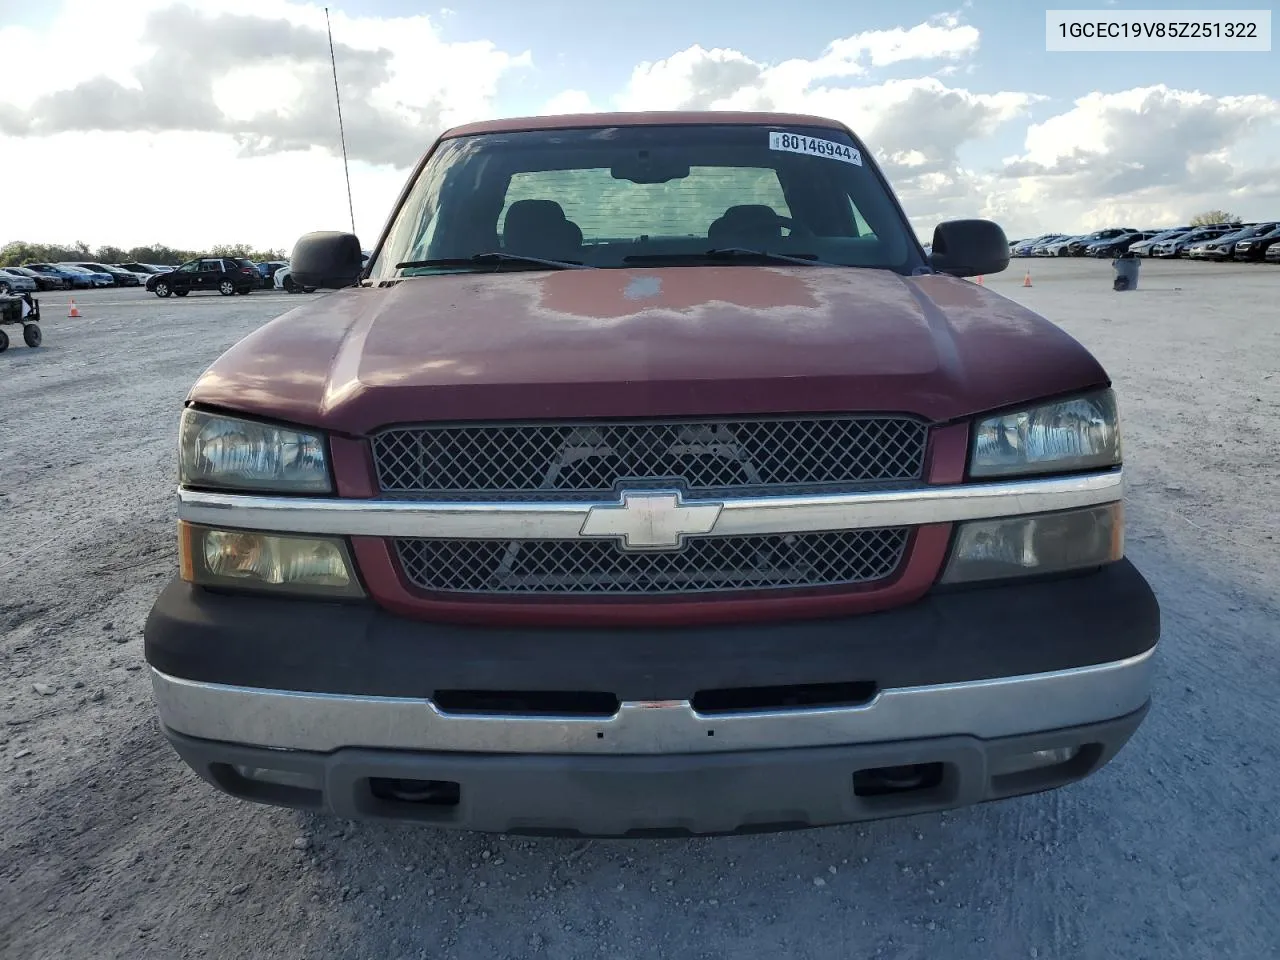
[151,647,1155,757]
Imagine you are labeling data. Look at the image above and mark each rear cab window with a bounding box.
[497,166,798,243]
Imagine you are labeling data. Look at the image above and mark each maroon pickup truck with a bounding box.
[144,111,1159,837]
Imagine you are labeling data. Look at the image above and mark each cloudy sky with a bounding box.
[1,0,1276,250]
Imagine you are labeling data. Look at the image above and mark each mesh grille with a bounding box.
[395,528,909,596]
[372,416,928,499]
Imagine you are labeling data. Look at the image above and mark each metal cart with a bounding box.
[0,292,41,352]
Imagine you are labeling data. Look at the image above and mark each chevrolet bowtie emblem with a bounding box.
[579,491,723,551]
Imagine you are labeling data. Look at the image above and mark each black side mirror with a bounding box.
[289,231,364,289]
[929,219,1010,278]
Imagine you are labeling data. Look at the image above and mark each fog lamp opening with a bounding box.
[232,764,323,791]
[988,746,1080,778]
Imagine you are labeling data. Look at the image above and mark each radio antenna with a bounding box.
[325,6,357,235]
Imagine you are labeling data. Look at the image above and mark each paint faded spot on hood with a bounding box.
[624,275,663,301]
[539,266,820,320]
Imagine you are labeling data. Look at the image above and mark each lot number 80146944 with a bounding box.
[768,131,863,166]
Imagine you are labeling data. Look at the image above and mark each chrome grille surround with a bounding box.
[371,415,929,500]
[395,528,911,596]
[175,470,1128,599]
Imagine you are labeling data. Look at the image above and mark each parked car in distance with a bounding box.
[1233,225,1280,261]
[143,110,1159,837]
[1194,221,1278,260]
[25,262,95,289]
[1086,231,1158,257]
[112,265,157,283]
[116,262,168,280]
[1150,227,1231,257]
[1066,229,1138,256]
[229,258,265,288]
[257,260,289,287]
[273,260,316,293]
[62,262,119,285]
[1186,224,1270,261]
[0,267,39,294]
[55,263,115,288]
[1013,234,1066,256]
[68,261,144,286]
[2,266,67,291]
[273,263,307,293]
[146,257,259,297]
[1037,236,1080,256]
[1129,229,1188,257]
[1266,241,1280,263]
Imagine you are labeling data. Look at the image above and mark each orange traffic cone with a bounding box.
[1022,270,1033,288]
[68,299,81,317]
[976,275,984,285]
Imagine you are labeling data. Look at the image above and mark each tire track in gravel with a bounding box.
[0,714,350,960]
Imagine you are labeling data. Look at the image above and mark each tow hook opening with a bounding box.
[369,777,461,806]
[853,762,946,797]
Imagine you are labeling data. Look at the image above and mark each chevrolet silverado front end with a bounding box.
[144,112,1160,836]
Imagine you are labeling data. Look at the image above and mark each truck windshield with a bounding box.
[370,124,921,278]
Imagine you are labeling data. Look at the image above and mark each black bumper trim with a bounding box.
[163,704,1150,837]
[144,559,1159,701]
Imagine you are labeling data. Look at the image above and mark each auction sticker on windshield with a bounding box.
[768,131,862,165]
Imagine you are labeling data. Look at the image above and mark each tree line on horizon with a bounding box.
[1187,210,1242,227]
[0,241,289,269]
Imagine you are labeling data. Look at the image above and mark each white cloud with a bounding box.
[0,0,532,249]
[997,85,1280,232]
[824,14,980,68]
[1012,85,1278,173]
[540,90,595,115]
[617,14,981,113]
[619,46,767,111]
[0,0,531,166]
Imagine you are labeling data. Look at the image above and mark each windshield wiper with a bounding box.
[395,252,593,271]
[623,248,839,267]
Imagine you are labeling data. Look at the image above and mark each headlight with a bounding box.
[970,389,1120,478]
[179,408,330,493]
[940,503,1123,585]
[179,522,364,598]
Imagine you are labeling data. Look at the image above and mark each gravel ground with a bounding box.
[2,260,1278,960]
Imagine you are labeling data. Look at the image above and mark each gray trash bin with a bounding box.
[1112,255,1140,291]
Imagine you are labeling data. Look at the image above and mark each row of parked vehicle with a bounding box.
[0,258,300,296]
[143,257,305,298]
[141,252,367,298]
[1009,222,1280,261]
[0,261,146,293]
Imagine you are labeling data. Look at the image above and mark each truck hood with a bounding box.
[189,266,1109,435]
